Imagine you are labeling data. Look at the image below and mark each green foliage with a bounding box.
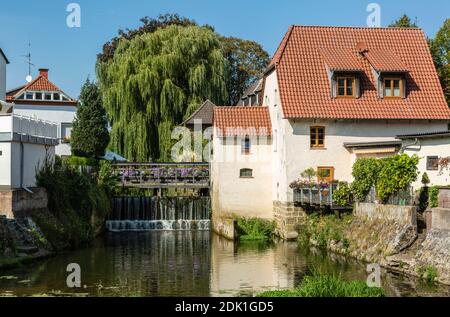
[351,158,381,201]
[333,182,353,207]
[417,265,438,283]
[429,19,450,106]
[63,155,98,167]
[297,214,352,251]
[236,218,276,242]
[418,186,430,212]
[389,14,418,28]
[97,25,228,161]
[71,79,110,158]
[375,155,419,202]
[220,36,269,105]
[258,271,385,297]
[97,13,198,63]
[429,186,440,208]
[97,161,118,194]
[35,159,111,249]
[301,168,316,182]
[421,172,430,186]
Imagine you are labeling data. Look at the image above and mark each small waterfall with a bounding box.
[106,197,211,232]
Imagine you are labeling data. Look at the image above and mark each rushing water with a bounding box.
[106,197,211,232]
[1,231,450,297]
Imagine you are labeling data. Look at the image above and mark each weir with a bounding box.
[106,196,211,232]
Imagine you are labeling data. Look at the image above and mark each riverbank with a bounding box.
[296,205,450,286]
[2,231,449,297]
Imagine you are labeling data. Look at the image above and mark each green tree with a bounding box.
[429,19,450,106]
[389,14,418,28]
[97,13,198,63]
[96,25,228,161]
[220,36,270,105]
[71,79,110,158]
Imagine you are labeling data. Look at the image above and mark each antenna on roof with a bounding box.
[22,41,34,82]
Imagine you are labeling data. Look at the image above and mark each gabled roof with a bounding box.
[183,100,215,126]
[214,106,272,137]
[270,26,450,120]
[6,71,77,106]
[0,48,9,64]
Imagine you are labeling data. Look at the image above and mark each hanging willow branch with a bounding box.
[97,25,228,162]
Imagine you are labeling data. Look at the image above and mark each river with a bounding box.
[1,231,450,297]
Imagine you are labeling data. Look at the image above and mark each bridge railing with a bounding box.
[112,162,210,188]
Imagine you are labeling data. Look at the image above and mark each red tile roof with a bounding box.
[271,26,450,120]
[6,73,77,105]
[364,48,409,72]
[214,106,272,136]
[319,48,363,72]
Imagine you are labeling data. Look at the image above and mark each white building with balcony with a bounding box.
[6,68,77,157]
[0,113,58,189]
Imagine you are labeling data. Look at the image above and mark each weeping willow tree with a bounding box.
[96,25,228,161]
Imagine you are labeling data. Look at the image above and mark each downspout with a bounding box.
[400,138,420,153]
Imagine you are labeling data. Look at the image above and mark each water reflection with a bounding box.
[1,231,450,297]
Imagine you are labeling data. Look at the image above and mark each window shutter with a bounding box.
[402,78,407,99]
[355,77,361,98]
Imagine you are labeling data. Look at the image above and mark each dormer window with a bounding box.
[26,92,33,100]
[35,92,42,100]
[53,93,61,101]
[337,77,355,97]
[384,78,402,98]
[44,93,52,101]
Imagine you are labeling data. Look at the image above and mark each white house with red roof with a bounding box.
[211,26,450,239]
[1,50,58,190]
[6,68,77,157]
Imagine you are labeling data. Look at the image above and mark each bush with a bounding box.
[418,186,429,212]
[417,265,438,283]
[429,186,440,208]
[236,218,276,242]
[333,182,353,207]
[258,271,385,297]
[375,154,419,202]
[351,158,381,201]
[63,155,98,167]
[35,159,111,249]
[98,161,119,194]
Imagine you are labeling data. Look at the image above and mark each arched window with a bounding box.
[240,168,253,178]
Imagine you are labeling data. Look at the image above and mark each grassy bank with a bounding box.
[258,271,385,297]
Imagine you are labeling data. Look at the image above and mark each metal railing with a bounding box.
[0,114,58,139]
[293,183,340,207]
[363,186,414,206]
[113,162,210,189]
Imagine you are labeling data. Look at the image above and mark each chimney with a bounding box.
[39,68,49,79]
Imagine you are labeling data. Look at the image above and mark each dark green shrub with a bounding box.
[429,186,440,208]
[418,186,429,212]
[64,155,98,167]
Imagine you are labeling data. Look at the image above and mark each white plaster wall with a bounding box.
[0,143,12,186]
[9,142,55,188]
[279,119,449,203]
[211,133,273,219]
[0,54,6,101]
[13,104,76,156]
[403,137,450,188]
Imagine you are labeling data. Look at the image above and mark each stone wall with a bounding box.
[354,202,417,227]
[0,188,48,219]
[438,188,450,209]
[431,208,450,231]
[211,214,236,240]
[273,201,305,240]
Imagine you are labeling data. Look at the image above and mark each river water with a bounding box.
[1,231,450,297]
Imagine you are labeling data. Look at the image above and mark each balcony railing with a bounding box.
[293,183,343,207]
[0,114,58,139]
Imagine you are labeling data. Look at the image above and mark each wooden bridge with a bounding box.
[112,162,210,189]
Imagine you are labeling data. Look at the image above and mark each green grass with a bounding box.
[236,218,276,242]
[257,272,385,297]
[417,265,438,283]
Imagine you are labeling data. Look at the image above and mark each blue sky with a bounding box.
[0,0,448,98]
